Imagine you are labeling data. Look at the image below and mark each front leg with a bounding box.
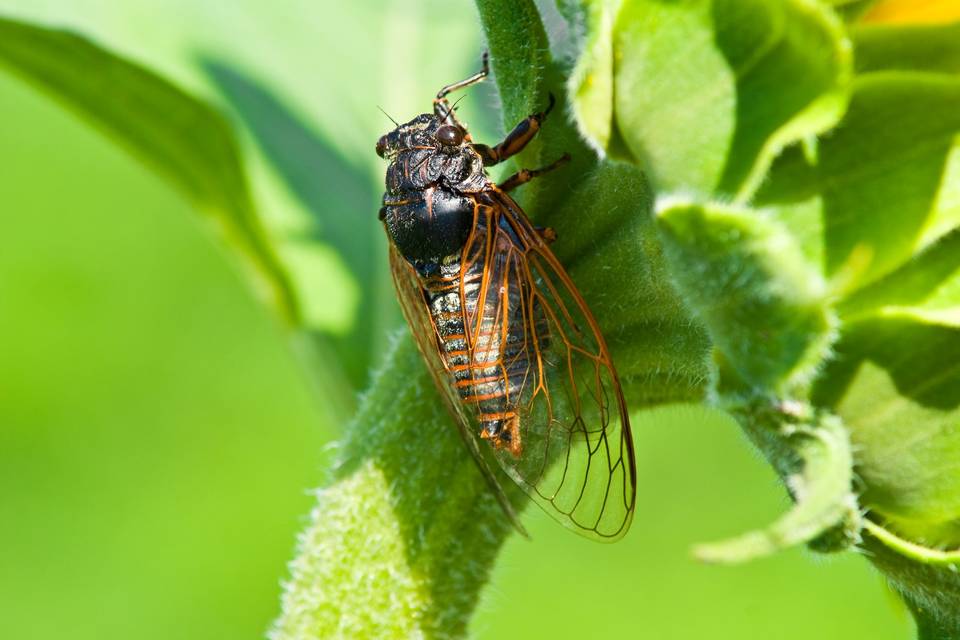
[473,93,557,167]
[433,52,489,138]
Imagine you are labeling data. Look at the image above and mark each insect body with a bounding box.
[377,54,636,541]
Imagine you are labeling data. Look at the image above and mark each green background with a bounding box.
[0,1,912,637]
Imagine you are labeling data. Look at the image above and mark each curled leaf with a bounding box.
[694,409,858,563]
[656,199,835,392]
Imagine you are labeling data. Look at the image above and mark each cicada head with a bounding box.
[376,113,468,158]
[377,113,485,193]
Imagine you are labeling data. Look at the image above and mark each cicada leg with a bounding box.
[434,52,489,138]
[498,153,571,193]
[473,93,558,166]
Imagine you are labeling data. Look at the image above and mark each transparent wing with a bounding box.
[387,243,527,535]
[464,190,637,541]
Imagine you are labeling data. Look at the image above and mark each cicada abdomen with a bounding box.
[419,212,550,456]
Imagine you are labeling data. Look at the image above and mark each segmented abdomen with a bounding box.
[423,259,530,446]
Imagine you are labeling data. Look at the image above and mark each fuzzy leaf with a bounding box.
[863,527,960,640]
[475,0,549,128]
[694,410,858,563]
[656,200,835,392]
[271,337,518,640]
[655,200,861,563]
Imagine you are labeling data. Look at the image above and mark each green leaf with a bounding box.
[759,72,960,290]
[477,0,597,219]
[475,0,550,129]
[749,34,960,635]
[566,0,619,153]
[839,227,960,317]
[550,163,712,403]
[586,0,851,198]
[0,16,299,323]
[814,308,960,546]
[821,73,960,286]
[814,306,960,637]
[656,199,835,391]
[200,58,387,389]
[853,22,960,75]
[655,200,860,563]
[863,527,960,640]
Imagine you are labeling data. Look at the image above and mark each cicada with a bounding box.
[376,54,636,541]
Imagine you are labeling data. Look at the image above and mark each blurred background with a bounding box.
[0,1,921,638]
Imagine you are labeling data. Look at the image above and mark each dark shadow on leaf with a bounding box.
[814,317,960,412]
[199,56,386,389]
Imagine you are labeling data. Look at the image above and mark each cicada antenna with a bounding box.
[442,94,468,124]
[377,105,400,127]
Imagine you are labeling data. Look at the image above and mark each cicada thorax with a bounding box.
[381,186,475,264]
[380,141,488,265]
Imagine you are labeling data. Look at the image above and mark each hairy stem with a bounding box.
[271,335,521,639]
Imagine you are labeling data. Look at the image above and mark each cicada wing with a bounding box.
[468,191,637,541]
[387,243,528,536]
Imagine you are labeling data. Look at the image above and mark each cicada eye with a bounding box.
[436,124,464,147]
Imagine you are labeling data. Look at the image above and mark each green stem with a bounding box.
[915,614,960,640]
[271,335,522,639]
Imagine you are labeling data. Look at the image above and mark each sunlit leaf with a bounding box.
[759,72,960,290]
[572,0,851,199]
[814,309,960,546]
[840,228,960,317]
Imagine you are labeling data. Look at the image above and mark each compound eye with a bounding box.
[376,135,389,157]
[436,124,464,147]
